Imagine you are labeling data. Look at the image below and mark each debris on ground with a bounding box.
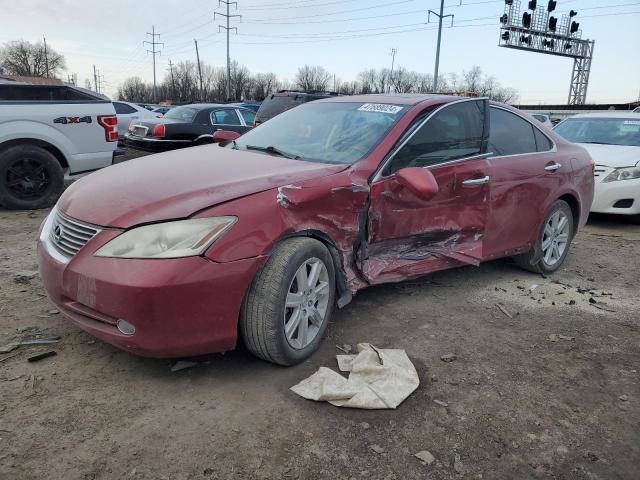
[414,450,436,465]
[495,303,513,318]
[13,270,38,284]
[440,353,457,363]
[336,344,352,354]
[619,395,629,402]
[20,336,61,345]
[369,444,385,454]
[16,326,38,333]
[27,351,57,362]
[291,343,419,409]
[453,454,465,474]
[433,399,449,407]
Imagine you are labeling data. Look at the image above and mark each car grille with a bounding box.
[49,210,100,257]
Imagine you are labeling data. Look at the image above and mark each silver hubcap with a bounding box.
[284,257,330,350]
[541,210,570,266]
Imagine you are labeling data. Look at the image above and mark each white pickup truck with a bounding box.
[0,83,119,209]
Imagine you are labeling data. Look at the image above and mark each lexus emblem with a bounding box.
[53,224,63,242]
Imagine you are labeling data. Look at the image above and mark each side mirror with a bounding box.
[212,130,241,143]
[395,167,439,201]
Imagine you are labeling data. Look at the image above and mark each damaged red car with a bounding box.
[37,95,594,365]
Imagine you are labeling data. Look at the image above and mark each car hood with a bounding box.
[578,143,640,168]
[58,146,348,228]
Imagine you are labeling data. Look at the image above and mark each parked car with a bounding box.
[151,106,173,116]
[38,95,593,365]
[527,112,554,128]
[554,112,640,219]
[113,101,158,137]
[0,83,119,209]
[124,104,255,152]
[633,106,640,113]
[230,101,261,112]
[253,90,339,126]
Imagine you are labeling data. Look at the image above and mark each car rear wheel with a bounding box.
[513,200,574,274]
[0,145,64,210]
[240,237,335,366]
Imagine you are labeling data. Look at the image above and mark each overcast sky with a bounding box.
[1,0,638,104]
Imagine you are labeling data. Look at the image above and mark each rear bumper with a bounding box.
[37,213,267,358]
[124,134,192,152]
[591,177,640,215]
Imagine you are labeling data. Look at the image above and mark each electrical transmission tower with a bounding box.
[389,48,397,93]
[215,1,241,102]
[144,25,164,103]
[428,0,457,92]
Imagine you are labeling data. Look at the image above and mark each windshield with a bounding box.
[554,117,640,147]
[163,106,198,122]
[234,102,408,164]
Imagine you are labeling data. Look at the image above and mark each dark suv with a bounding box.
[253,90,339,125]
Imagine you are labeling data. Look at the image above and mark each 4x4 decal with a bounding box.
[54,116,92,125]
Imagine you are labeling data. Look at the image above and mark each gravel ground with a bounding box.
[1,151,639,479]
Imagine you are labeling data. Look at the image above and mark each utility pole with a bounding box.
[194,40,204,101]
[93,64,98,92]
[144,25,163,103]
[428,0,454,92]
[389,47,397,93]
[43,35,49,78]
[215,1,241,102]
[168,60,176,101]
[97,71,106,95]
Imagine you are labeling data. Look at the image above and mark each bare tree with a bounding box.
[357,69,377,94]
[295,65,331,91]
[117,77,153,102]
[0,40,66,77]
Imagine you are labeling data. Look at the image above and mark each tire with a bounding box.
[240,237,336,366]
[513,200,574,274]
[0,145,64,210]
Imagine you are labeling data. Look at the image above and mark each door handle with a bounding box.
[544,162,562,172]
[462,175,490,186]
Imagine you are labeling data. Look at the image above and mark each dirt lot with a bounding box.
[1,155,639,479]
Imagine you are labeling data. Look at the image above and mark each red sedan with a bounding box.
[37,95,594,365]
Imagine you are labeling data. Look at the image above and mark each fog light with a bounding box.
[117,319,136,335]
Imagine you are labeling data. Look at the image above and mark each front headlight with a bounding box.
[94,217,237,259]
[602,166,640,183]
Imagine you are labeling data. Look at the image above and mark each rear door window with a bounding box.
[488,107,538,156]
[238,109,256,125]
[211,109,241,125]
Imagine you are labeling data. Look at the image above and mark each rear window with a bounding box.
[163,106,199,122]
[255,94,307,123]
[0,85,101,102]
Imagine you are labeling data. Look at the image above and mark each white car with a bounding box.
[554,112,640,218]
[528,112,554,129]
[112,101,158,137]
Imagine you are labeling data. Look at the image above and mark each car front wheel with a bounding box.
[514,200,574,274]
[240,237,336,365]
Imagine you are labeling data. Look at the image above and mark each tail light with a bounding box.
[152,123,165,138]
[97,115,118,142]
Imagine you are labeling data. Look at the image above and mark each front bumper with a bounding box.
[124,134,192,152]
[37,213,266,358]
[591,166,640,215]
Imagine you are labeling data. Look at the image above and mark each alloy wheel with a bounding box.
[6,158,49,200]
[541,210,570,266]
[284,257,330,350]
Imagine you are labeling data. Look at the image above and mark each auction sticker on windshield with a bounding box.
[358,104,403,114]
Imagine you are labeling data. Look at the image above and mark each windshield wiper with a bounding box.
[580,141,608,145]
[245,144,301,160]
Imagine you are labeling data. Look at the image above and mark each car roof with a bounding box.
[568,112,640,119]
[314,93,461,106]
[177,103,239,110]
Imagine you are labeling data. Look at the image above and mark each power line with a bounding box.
[215,0,241,101]
[143,25,164,103]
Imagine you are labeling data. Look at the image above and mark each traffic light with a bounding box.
[543,39,555,49]
[522,12,532,28]
[569,10,578,17]
[528,0,537,10]
[520,34,532,45]
[500,14,508,24]
[501,31,510,41]
[548,16,557,32]
[505,0,513,5]
[547,1,557,12]
[564,41,572,50]
[570,21,580,34]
